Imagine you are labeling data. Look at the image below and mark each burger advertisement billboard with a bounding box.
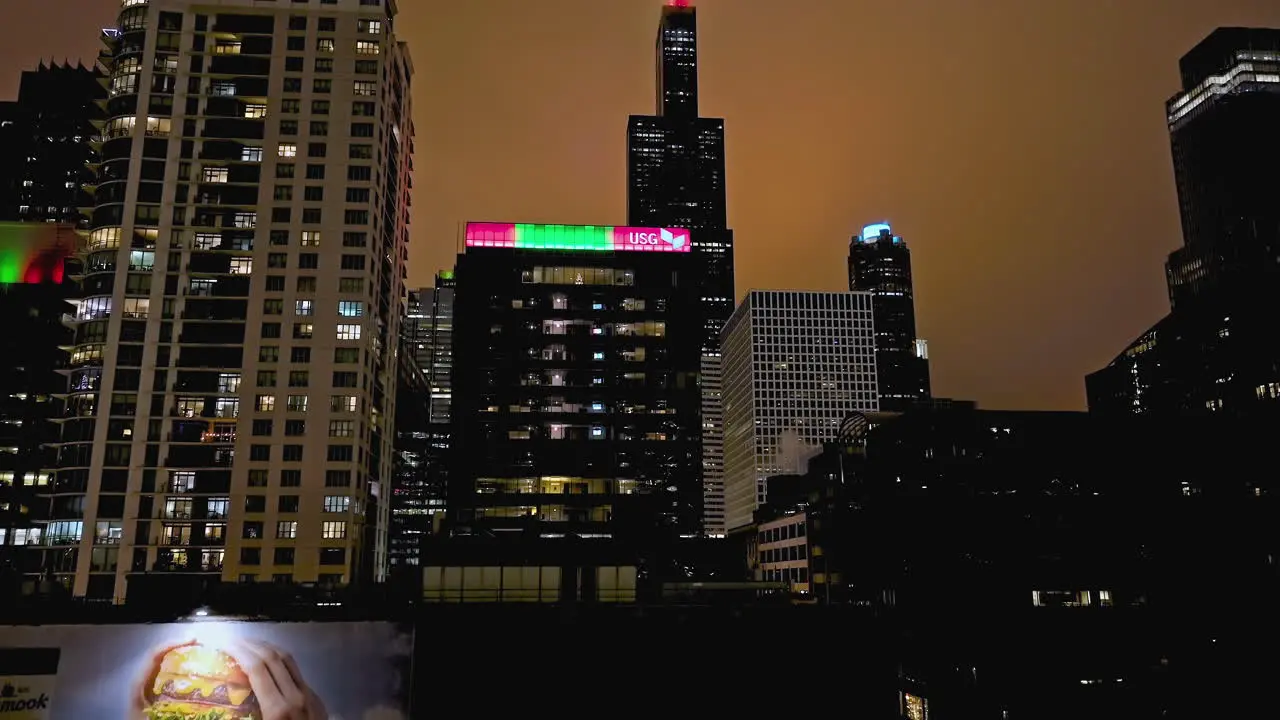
[0,621,412,720]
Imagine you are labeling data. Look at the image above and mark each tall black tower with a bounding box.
[1087,28,1280,418]
[849,223,931,411]
[1164,28,1280,308]
[0,61,103,227]
[627,0,734,353]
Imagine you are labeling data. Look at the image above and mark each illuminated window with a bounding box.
[337,301,363,318]
[328,420,355,437]
[358,19,382,34]
[287,395,308,412]
[301,231,321,246]
[323,496,350,513]
[355,41,380,55]
[214,41,242,55]
[241,146,264,162]
[278,143,298,158]
[316,38,335,53]
[233,213,256,229]
[322,521,347,539]
[353,81,377,97]
[336,324,361,341]
[202,167,229,183]
[330,395,357,413]
[295,300,314,316]
[89,227,122,250]
[244,104,267,119]
[276,521,297,539]
[230,258,253,275]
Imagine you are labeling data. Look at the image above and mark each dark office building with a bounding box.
[849,222,931,410]
[739,407,1280,718]
[1088,28,1280,417]
[626,0,734,352]
[449,222,703,538]
[402,275,455,528]
[390,344,431,569]
[0,224,78,587]
[0,62,103,226]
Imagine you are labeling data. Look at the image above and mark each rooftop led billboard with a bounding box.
[0,621,412,719]
[465,222,692,253]
[0,223,78,285]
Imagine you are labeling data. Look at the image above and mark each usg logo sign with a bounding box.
[660,228,688,249]
[611,226,691,252]
[621,228,688,249]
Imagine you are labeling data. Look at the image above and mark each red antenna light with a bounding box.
[668,0,692,7]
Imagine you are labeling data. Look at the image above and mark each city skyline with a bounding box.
[6,0,1280,412]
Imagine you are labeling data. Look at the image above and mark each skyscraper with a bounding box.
[849,222,932,411]
[627,0,735,535]
[39,0,414,600]
[1087,28,1280,418]
[0,62,103,226]
[1164,28,1280,308]
[721,290,879,531]
[395,274,455,549]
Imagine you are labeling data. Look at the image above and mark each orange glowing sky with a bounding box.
[6,0,1280,410]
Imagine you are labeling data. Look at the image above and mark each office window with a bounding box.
[336,324,361,341]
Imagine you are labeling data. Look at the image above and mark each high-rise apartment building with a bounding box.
[849,222,931,411]
[1087,28,1280,418]
[450,222,703,537]
[627,0,735,535]
[39,0,413,601]
[0,62,104,226]
[721,291,879,531]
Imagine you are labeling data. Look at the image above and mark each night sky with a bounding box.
[5,0,1280,410]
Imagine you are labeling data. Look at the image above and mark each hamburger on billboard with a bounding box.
[0,621,412,720]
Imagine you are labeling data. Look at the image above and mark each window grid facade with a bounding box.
[721,291,879,531]
[39,0,412,601]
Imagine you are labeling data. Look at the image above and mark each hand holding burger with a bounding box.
[229,640,328,720]
[133,640,326,720]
